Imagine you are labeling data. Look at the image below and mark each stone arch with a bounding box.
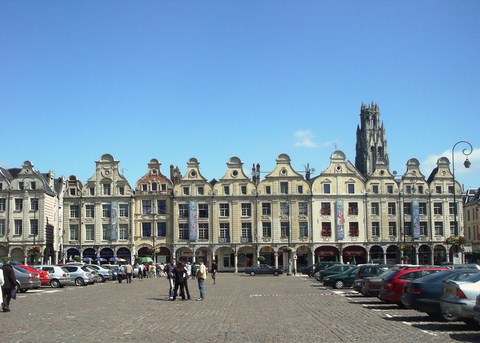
[386,245,399,264]
[342,245,367,264]
[418,245,431,265]
[369,245,384,263]
[315,246,340,262]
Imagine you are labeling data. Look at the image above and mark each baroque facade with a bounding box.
[0,103,473,270]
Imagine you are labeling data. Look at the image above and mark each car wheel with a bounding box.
[99,275,106,283]
[250,271,255,276]
[50,279,61,288]
[334,280,344,289]
[442,312,459,322]
[274,271,279,276]
[75,277,85,286]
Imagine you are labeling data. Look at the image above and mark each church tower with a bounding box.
[355,102,389,178]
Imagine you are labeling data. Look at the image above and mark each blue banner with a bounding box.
[111,202,118,240]
[336,200,344,240]
[412,199,420,239]
[189,201,197,240]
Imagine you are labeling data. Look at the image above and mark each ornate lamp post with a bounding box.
[451,141,472,237]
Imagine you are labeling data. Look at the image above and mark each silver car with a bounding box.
[34,265,72,288]
[84,264,113,282]
[13,266,41,293]
[62,265,95,286]
[440,272,480,324]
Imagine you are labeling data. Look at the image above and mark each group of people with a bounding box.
[1,260,17,313]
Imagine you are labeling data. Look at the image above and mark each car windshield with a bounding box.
[462,272,480,283]
[381,269,399,281]
[14,266,29,273]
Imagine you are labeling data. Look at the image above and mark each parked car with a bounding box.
[473,293,480,324]
[84,264,113,282]
[379,266,448,306]
[13,266,41,293]
[440,272,480,324]
[318,264,352,282]
[353,279,364,293]
[244,264,283,276]
[323,266,358,289]
[33,265,72,288]
[19,264,50,286]
[63,265,95,286]
[401,269,480,320]
[355,265,390,280]
[313,261,342,276]
[301,264,316,277]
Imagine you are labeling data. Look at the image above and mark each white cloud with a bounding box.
[293,130,318,148]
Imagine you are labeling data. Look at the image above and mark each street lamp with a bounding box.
[451,141,473,237]
[22,176,38,264]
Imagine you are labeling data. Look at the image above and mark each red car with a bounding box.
[19,265,51,286]
[379,266,448,306]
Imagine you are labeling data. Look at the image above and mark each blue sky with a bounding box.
[1,1,479,189]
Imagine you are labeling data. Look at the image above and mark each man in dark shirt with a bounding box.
[2,261,17,312]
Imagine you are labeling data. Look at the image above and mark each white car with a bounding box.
[440,272,480,324]
[33,265,73,288]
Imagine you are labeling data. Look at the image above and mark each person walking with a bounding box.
[1,260,17,312]
[211,260,218,284]
[124,263,133,283]
[183,262,192,300]
[196,258,207,301]
[0,267,4,309]
[172,262,187,301]
[165,259,176,300]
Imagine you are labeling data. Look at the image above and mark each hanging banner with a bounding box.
[412,199,420,239]
[111,201,118,240]
[189,201,197,240]
[336,200,345,240]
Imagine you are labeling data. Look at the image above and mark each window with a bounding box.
[450,222,455,236]
[30,219,38,236]
[85,224,94,241]
[69,188,76,196]
[157,222,166,237]
[265,186,271,194]
[372,222,380,236]
[371,202,379,215]
[119,204,129,217]
[321,222,331,237]
[281,221,290,237]
[347,184,355,194]
[0,198,5,211]
[299,202,308,216]
[417,185,424,194]
[179,204,189,218]
[142,184,148,192]
[262,222,271,237]
[420,222,428,236]
[241,223,252,241]
[449,202,456,215]
[199,223,209,239]
[280,202,289,216]
[69,224,78,240]
[0,219,5,236]
[372,185,379,194]
[241,203,252,217]
[102,204,112,218]
[434,221,444,236]
[220,223,230,239]
[435,186,442,194]
[404,203,412,215]
[30,198,38,211]
[142,200,152,215]
[299,221,308,237]
[387,185,394,194]
[197,186,204,195]
[349,222,359,237]
[433,203,443,215]
[241,185,247,195]
[388,222,397,236]
[102,224,111,240]
[280,182,289,194]
[387,202,396,215]
[103,183,111,196]
[157,200,166,215]
[223,185,230,195]
[199,204,209,218]
[89,187,95,196]
[348,202,358,215]
[179,223,189,240]
[161,184,167,192]
[262,203,271,216]
[448,185,454,194]
[183,186,190,195]
[70,205,79,218]
[405,222,412,236]
[219,203,230,217]
[15,198,23,211]
[419,202,427,215]
[119,224,128,240]
[86,204,95,218]
[142,222,152,237]
[321,202,331,215]
[151,182,158,192]
[297,185,303,194]
[323,183,331,194]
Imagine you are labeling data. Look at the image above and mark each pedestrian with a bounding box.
[172,262,187,301]
[149,264,156,278]
[155,263,161,278]
[196,258,207,301]
[159,262,165,277]
[183,262,192,300]
[211,260,218,284]
[124,263,133,283]
[138,263,144,281]
[191,261,198,280]
[164,259,176,300]
[1,260,17,312]
[0,267,4,308]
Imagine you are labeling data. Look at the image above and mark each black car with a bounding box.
[301,264,316,277]
[361,269,392,297]
[322,266,358,289]
[401,269,480,320]
[244,264,283,276]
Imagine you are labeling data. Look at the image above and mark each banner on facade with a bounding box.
[336,199,345,240]
[111,201,119,240]
[189,201,197,240]
[412,199,420,239]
